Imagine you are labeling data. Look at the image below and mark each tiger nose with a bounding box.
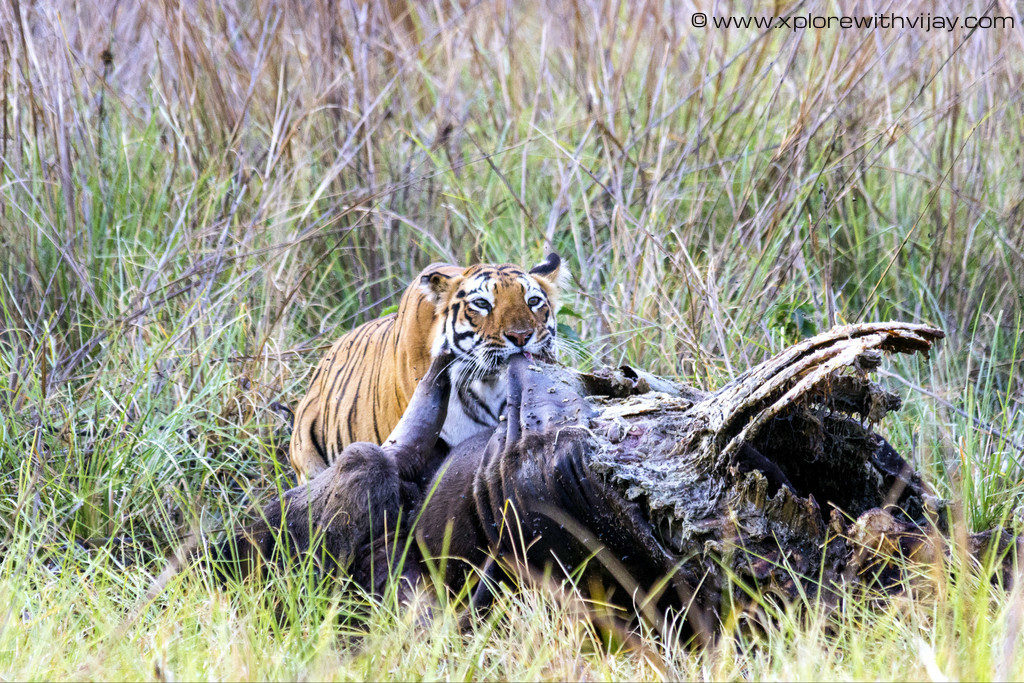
[505,329,533,347]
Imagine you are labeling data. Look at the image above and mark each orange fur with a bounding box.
[289,256,562,483]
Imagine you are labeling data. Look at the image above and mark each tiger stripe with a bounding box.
[289,255,564,483]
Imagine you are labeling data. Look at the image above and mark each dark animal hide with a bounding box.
[217,322,1020,639]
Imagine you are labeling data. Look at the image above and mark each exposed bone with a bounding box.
[717,326,940,460]
[582,323,948,586]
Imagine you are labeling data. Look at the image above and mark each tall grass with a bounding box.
[2,0,1023,678]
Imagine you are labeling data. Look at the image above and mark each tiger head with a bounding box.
[421,253,564,380]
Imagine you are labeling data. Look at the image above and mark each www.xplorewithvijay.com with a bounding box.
[690,11,1014,31]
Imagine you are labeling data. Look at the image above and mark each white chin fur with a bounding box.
[439,373,507,446]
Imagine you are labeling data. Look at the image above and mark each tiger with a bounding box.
[288,253,564,483]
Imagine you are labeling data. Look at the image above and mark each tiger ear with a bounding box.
[419,270,455,305]
[529,252,564,289]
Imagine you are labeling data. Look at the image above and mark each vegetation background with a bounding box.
[2,0,1023,679]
